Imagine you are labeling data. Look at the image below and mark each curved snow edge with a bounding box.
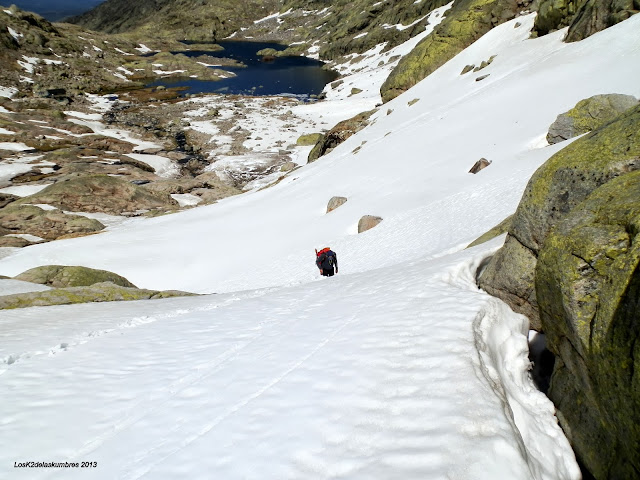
[470,274,581,479]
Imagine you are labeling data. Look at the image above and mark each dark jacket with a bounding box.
[316,249,338,274]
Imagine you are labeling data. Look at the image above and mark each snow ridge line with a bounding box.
[470,285,580,479]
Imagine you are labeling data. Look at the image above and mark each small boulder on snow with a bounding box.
[469,158,492,174]
[326,196,347,213]
[358,215,383,233]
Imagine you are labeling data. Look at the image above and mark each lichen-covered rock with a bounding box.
[0,205,105,240]
[533,0,638,40]
[381,0,524,102]
[565,0,639,42]
[358,215,383,233]
[14,265,136,288]
[547,93,638,144]
[308,110,376,163]
[326,196,347,213]
[296,133,323,146]
[0,282,196,309]
[533,0,587,36]
[479,104,640,329]
[536,170,640,480]
[0,236,33,248]
[18,174,179,215]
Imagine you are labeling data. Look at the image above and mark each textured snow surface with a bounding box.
[1,12,639,480]
[0,243,576,480]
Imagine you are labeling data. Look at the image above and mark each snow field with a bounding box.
[0,11,639,480]
[0,242,575,479]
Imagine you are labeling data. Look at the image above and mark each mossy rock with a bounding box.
[296,133,323,146]
[17,174,179,215]
[547,93,638,144]
[0,282,197,309]
[536,170,640,480]
[533,0,587,36]
[534,0,639,41]
[381,0,522,102]
[308,109,376,163]
[15,265,136,288]
[479,104,640,328]
[466,214,513,248]
[0,204,105,240]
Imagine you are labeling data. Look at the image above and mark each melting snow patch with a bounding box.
[5,233,44,242]
[17,56,38,74]
[153,69,186,75]
[0,184,51,197]
[0,127,15,135]
[7,26,22,41]
[135,44,152,54]
[171,193,203,207]
[114,48,134,56]
[124,153,179,178]
[0,86,17,98]
[0,142,32,152]
[63,111,103,121]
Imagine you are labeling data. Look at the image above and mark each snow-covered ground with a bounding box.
[1,12,640,480]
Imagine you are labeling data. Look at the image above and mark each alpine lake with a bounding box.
[147,40,340,99]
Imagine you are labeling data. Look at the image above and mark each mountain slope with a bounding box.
[69,0,280,40]
[1,8,640,480]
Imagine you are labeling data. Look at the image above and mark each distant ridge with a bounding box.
[68,0,281,41]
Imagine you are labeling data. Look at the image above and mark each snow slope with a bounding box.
[1,12,640,480]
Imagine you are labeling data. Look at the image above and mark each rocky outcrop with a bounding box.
[308,110,376,162]
[14,265,136,289]
[536,170,640,480]
[70,0,279,41]
[0,205,105,241]
[327,196,348,213]
[478,104,640,478]
[18,175,179,215]
[533,0,587,36]
[296,133,323,146]
[565,0,639,42]
[380,0,528,102]
[479,103,640,330]
[0,282,196,309]
[358,215,383,233]
[533,0,639,41]
[547,94,638,144]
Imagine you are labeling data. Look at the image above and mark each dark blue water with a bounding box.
[9,0,103,21]
[147,41,339,99]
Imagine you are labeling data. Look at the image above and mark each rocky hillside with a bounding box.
[0,4,235,96]
[69,0,280,40]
